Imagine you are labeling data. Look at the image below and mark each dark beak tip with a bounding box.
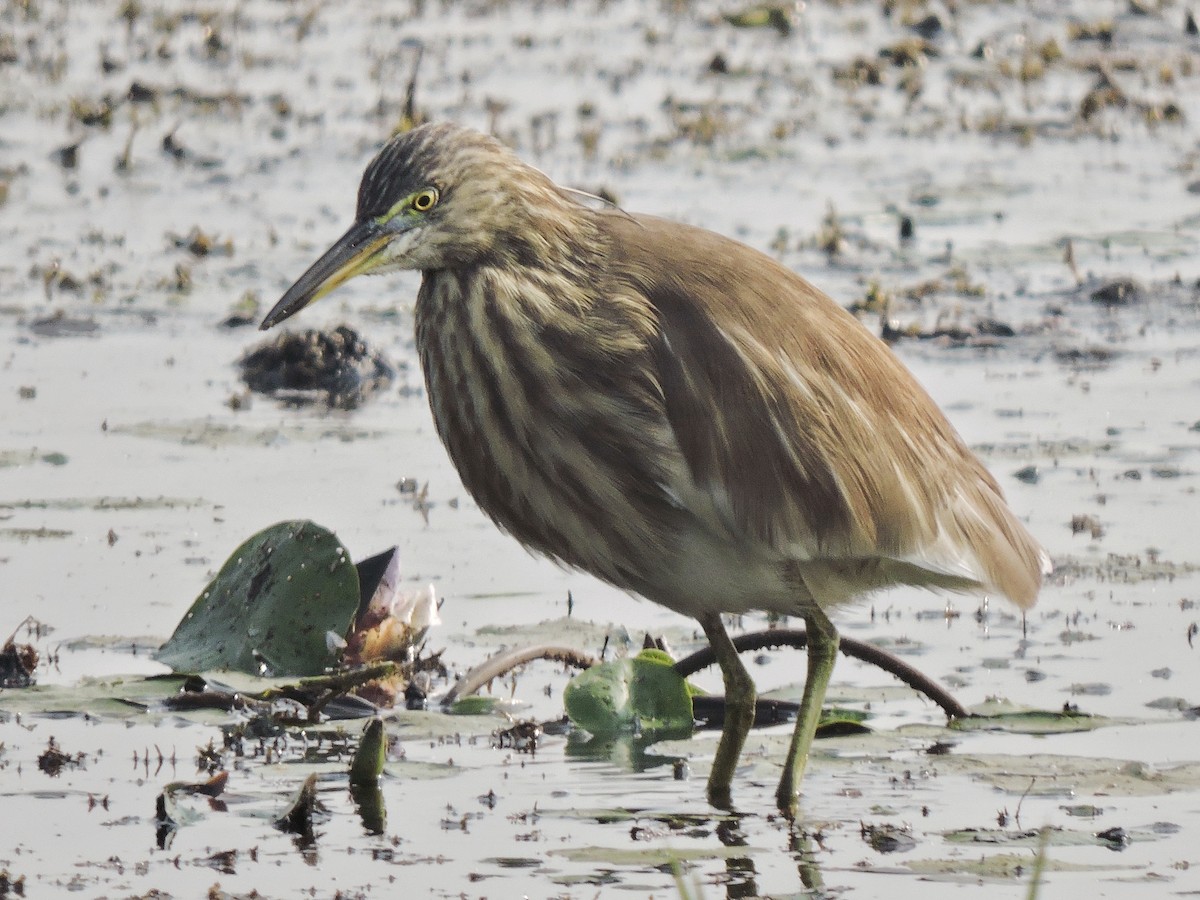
[259,296,299,331]
[258,313,277,331]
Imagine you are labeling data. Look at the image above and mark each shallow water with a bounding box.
[2,0,1200,896]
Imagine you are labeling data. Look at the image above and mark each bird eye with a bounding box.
[412,189,438,212]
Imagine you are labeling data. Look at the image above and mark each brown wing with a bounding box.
[604,212,1046,608]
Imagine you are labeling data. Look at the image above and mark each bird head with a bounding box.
[260,122,568,330]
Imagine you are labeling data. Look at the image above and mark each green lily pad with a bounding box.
[953,699,1106,734]
[550,844,758,866]
[447,695,507,716]
[155,520,359,677]
[942,824,1160,849]
[564,653,693,737]
[0,674,190,719]
[816,707,871,736]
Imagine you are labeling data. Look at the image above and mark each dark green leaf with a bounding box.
[156,520,359,676]
[447,695,506,716]
[954,700,1105,734]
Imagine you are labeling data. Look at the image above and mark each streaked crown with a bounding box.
[356,123,585,270]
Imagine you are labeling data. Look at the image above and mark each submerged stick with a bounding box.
[440,644,599,707]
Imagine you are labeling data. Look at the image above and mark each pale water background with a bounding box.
[1,0,1199,896]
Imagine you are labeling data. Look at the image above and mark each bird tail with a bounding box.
[942,482,1049,610]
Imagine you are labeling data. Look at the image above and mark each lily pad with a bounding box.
[942,824,1164,850]
[564,652,693,737]
[0,675,190,719]
[448,695,507,716]
[156,520,359,677]
[816,708,872,736]
[953,699,1106,734]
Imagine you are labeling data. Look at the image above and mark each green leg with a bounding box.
[775,606,839,819]
[699,612,757,810]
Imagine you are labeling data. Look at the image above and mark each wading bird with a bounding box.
[261,122,1049,818]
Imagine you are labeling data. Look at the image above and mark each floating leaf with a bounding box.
[564,653,693,737]
[816,708,872,737]
[722,4,794,36]
[156,520,359,677]
[941,824,1163,850]
[447,695,506,716]
[954,699,1106,734]
[862,822,917,853]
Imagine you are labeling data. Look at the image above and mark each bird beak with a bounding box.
[260,221,391,330]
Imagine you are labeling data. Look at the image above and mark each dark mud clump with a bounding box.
[0,637,37,688]
[239,326,395,410]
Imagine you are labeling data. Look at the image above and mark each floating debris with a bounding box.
[1071,514,1105,539]
[722,4,794,36]
[1053,345,1117,367]
[861,821,917,853]
[492,719,542,753]
[29,311,100,338]
[1014,465,1040,485]
[51,140,82,169]
[219,290,261,328]
[161,127,223,168]
[833,55,885,87]
[127,80,159,103]
[879,37,937,68]
[976,318,1016,337]
[0,631,37,688]
[0,870,26,895]
[37,737,84,776]
[908,14,944,40]
[70,95,116,127]
[1068,19,1115,44]
[1090,277,1142,306]
[168,226,233,257]
[1096,825,1131,851]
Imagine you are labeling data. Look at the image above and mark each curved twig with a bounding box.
[673,628,969,720]
[440,644,600,707]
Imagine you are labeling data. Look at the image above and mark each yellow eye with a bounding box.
[412,189,438,212]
